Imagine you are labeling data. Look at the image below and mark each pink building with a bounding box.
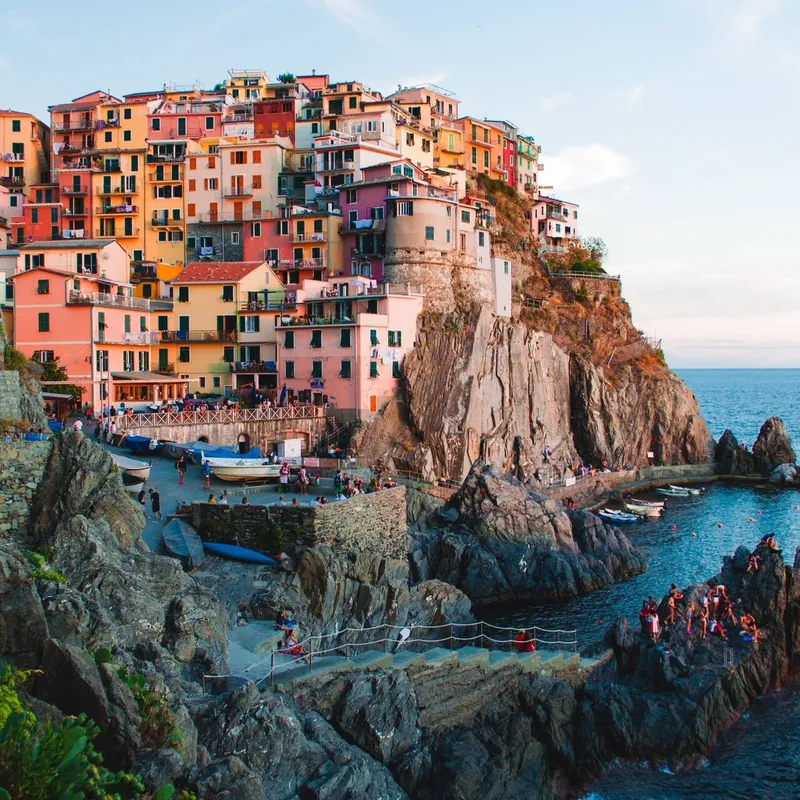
[533,196,580,254]
[13,238,176,412]
[275,278,423,421]
[147,99,223,141]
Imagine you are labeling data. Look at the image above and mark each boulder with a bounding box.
[753,417,796,475]
[714,429,756,475]
[770,464,798,485]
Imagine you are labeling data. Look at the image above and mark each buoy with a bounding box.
[748,518,755,523]
[691,532,697,537]
[717,523,723,528]
[757,510,763,515]
[671,525,677,531]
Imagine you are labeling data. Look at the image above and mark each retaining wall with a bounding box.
[192,486,408,559]
[0,440,52,534]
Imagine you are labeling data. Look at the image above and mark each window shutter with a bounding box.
[217,315,223,330]
[253,150,261,164]
[239,316,245,332]
[253,316,260,332]
[230,152,235,164]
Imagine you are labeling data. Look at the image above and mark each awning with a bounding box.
[42,392,75,400]
[110,372,189,384]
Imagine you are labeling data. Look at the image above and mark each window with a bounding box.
[36,279,49,294]
[249,221,262,237]
[123,314,131,333]
[459,233,467,250]
[461,210,471,223]
[131,155,138,172]
[123,351,134,371]
[123,108,131,120]
[11,120,21,132]
[555,223,561,233]
[231,231,240,245]
[371,206,384,221]
[187,203,196,217]
[484,151,489,168]
[446,229,451,244]
[212,376,221,388]
[340,360,352,378]
[138,351,149,371]
[284,360,294,378]
[369,361,378,378]
[243,316,259,333]
[278,220,289,235]
[370,329,379,346]
[51,207,58,223]
[31,209,38,224]
[311,360,322,378]
[123,130,131,142]
[222,346,234,362]
[396,201,413,216]
[340,329,351,347]
[96,350,109,371]
[198,377,206,389]
[232,150,247,164]
[205,116,214,130]
[348,96,357,109]
[142,284,152,298]
[425,226,434,241]
[504,261,510,274]
[406,132,415,146]
[139,315,147,332]
[284,330,294,349]
[392,361,400,379]
[104,131,112,142]
[177,286,189,302]
[38,313,49,332]
[221,285,234,302]
[471,146,477,164]
[471,124,477,139]
[388,330,402,347]
[346,188,357,204]
[310,329,322,348]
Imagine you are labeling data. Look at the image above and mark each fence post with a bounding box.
[270,650,275,686]
[480,621,484,648]
[449,624,453,650]
[383,624,388,654]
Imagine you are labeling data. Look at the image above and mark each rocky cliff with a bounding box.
[715,416,798,483]
[410,462,646,605]
[351,304,710,482]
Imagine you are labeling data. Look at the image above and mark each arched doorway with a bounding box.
[238,432,250,454]
[198,435,209,443]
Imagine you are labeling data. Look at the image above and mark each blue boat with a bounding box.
[202,541,277,565]
[125,434,161,455]
[162,519,205,570]
[598,509,641,524]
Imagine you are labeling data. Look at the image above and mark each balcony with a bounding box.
[146,153,185,163]
[544,209,568,221]
[53,119,93,132]
[240,299,296,312]
[63,208,87,217]
[61,184,88,195]
[67,290,173,311]
[291,232,326,244]
[222,113,253,123]
[115,228,141,238]
[278,316,356,328]
[95,331,161,346]
[0,154,24,163]
[352,245,384,258]
[277,256,325,270]
[96,204,137,215]
[318,159,355,174]
[223,185,253,198]
[97,185,138,196]
[195,210,269,223]
[150,216,182,228]
[230,360,277,373]
[150,170,183,183]
[0,176,24,187]
[99,161,122,173]
[438,142,465,155]
[160,329,238,343]
[60,159,92,171]
[130,263,158,282]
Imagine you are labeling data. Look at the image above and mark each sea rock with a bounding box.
[770,464,798,485]
[753,416,796,476]
[412,462,646,605]
[714,429,756,475]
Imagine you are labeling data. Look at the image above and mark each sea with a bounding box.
[492,369,800,800]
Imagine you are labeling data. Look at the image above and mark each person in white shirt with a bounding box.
[72,419,83,432]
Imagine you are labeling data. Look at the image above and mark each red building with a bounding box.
[10,183,63,246]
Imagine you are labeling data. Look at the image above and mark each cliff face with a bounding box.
[352,304,710,481]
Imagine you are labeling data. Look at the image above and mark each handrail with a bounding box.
[202,619,579,689]
[117,405,327,429]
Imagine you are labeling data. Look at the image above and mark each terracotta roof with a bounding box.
[171,261,266,284]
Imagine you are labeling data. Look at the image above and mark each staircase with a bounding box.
[319,415,349,452]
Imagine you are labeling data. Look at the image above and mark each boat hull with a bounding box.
[625,503,662,517]
[598,510,640,523]
[656,488,691,498]
[111,453,151,481]
[669,484,701,495]
[210,464,282,481]
[202,541,277,565]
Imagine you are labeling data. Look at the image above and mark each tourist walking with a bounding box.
[202,460,211,490]
[137,488,148,520]
[175,455,186,486]
[149,488,162,522]
[298,466,308,495]
[279,461,290,493]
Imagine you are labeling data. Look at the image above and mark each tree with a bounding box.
[39,356,84,401]
[581,236,608,262]
[277,73,296,84]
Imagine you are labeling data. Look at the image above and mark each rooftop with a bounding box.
[19,238,117,250]
[171,261,268,284]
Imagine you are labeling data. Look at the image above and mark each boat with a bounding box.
[598,509,640,524]
[162,440,261,464]
[629,497,665,508]
[110,453,151,481]
[624,503,663,518]
[162,519,205,570]
[207,459,282,482]
[202,541,277,565]
[669,484,702,496]
[656,487,693,498]
[124,434,164,455]
[123,479,146,495]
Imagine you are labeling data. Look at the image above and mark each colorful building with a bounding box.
[0,110,50,192]
[276,278,423,421]
[168,260,284,394]
[12,238,174,411]
[224,70,271,104]
[10,183,62,247]
[460,117,494,178]
[516,134,541,198]
[485,120,518,188]
[533,196,580,253]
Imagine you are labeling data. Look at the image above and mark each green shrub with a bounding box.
[93,648,113,667]
[2,346,27,373]
[116,669,181,751]
[31,569,67,585]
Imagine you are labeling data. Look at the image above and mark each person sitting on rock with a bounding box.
[747,554,760,572]
[709,618,727,640]
[280,629,309,664]
[275,610,295,633]
[514,629,536,653]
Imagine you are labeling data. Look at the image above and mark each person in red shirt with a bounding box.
[514,629,535,653]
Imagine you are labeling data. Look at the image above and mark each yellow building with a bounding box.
[433,124,465,170]
[285,210,344,281]
[0,110,50,191]
[130,259,183,300]
[168,260,284,394]
[144,139,188,267]
[224,70,271,104]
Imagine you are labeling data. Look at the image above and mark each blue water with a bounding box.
[490,369,800,798]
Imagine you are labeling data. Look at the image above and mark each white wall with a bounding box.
[491,256,512,317]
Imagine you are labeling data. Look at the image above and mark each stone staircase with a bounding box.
[216,621,602,693]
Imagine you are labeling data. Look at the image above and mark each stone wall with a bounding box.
[124,416,328,455]
[192,486,408,559]
[0,439,52,534]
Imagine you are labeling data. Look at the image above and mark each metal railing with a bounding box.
[159,329,237,343]
[53,119,93,132]
[61,185,88,195]
[97,185,138,195]
[223,185,253,198]
[118,404,326,430]
[96,205,137,215]
[66,291,170,311]
[202,620,579,690]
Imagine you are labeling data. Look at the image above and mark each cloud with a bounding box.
[723,0,781,42]
[319,0,375,30]
[540,93,573,114]
[612,83,645,107]
[541,144,635,192]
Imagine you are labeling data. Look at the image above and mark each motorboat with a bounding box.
[624,503,663,518]
[162,519,205,570]
[669,484,702,496]
[656,487,693,498]
[163,440,261,464]
[629,497,665,508]
[206,458,282,482]
[110,453,151,481]
[598,509,640,524]
[202,541,277,565]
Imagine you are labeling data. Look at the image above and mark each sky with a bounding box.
[2,0,799,368]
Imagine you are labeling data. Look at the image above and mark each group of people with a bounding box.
[334,470,363,499]
[1,428,49,442]
[136,487,162,521]
[275,610,309,664]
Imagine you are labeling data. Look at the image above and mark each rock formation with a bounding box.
[716,416,797,482]
[351,305,710,482]
[752,416,796,475]
[410,462,647,605]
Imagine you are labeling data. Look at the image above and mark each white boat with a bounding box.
[630,497,665,508]
[110,453,152,481]
[625,503,663,518]
[598,509,640,524]
[124,480,146,494]
[669,484,702,496]
[208,459,282,482]
[657,487,692,498]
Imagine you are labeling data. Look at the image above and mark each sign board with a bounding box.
[304,457,320,468]
[310,379,324,389]
[647,451,654,459]
[565,476,576,487]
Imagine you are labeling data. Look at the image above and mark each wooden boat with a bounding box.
[598,509,640,524]
[625,503,663,518]
[110,453,151,481]
[162,519,205,570]
[668,484,702,496]
[202,541,277,565]
[630,497,665,508]
[656,487,692,498]
[123,479,146,495]
[207,459,282,482]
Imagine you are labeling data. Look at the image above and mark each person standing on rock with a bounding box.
[175,455,186,486]
[149,488,162,522]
